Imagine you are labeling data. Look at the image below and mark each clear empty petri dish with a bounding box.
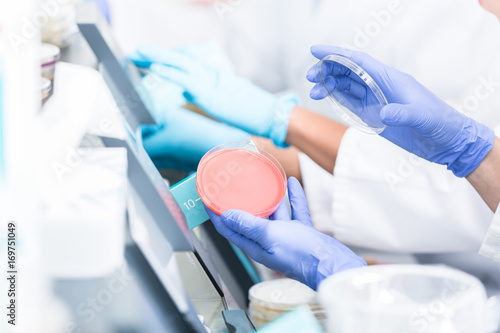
[315,54,388,134]
[196,143,286,217]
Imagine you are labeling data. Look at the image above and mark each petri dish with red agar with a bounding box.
[196,143,287,218]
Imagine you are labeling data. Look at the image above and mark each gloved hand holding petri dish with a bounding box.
[309,54,388,134]
[196,143,287,218]
[308,45,495,177]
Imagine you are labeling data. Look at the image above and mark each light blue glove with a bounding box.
[135,73,187,123]
[204,177,366,290]
[129,40,235,75]
[142,107,249,171]
[130,45,299,147]
[307,45,495,177]
[83,0,111,22]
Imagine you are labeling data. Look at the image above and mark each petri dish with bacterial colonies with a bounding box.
[196,143,287,217]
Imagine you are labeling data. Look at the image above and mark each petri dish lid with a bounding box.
[41,43,61,66]
[315,54,388,134]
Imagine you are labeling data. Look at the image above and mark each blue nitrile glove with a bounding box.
[204,177,366,290]
[130,44,299,147]
[307,45,495,177]
[142,107,250,171]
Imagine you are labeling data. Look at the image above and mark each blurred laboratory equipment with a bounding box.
[41,77,51,104]
[319,265,500,333]
[40,0,79,48]
[41,43,60,82]
[249,278,326,329]
[40,43,60,102]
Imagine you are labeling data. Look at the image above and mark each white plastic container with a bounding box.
[318,265,500,333]
[41,148,128,278]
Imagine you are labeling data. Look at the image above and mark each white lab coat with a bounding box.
[480,203,500,263]
[299,126,500,253]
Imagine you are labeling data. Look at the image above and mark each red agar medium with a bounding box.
[196,147,286,217]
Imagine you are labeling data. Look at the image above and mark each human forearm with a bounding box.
[466,136,500,212]
[251,136,302,183]
[286,106,348,174]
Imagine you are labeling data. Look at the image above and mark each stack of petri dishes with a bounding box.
[41,0,78,48]
[248,279,326,329]
[41,44,60,83]
[41,78,52,105]
[40,43,60,104]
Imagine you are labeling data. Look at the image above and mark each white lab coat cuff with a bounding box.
[479,203,500,263]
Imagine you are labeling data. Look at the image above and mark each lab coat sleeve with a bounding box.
[479,203,500,263]
[479,123,500,261]
[299,127,497,254]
